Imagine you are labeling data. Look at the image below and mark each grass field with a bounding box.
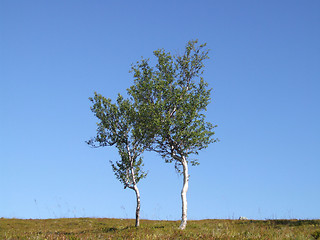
[1,218,319,239]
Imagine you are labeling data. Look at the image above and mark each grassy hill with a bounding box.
[1,218,319,239]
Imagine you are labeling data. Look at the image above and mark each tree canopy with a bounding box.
[128,40,217,169]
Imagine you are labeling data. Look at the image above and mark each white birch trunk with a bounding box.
[127,146,141,227]
[179,157,189,230]
[133,185,141,227]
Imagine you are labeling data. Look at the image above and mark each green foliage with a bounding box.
[110,156,147,189]
[128,39,218,168]
[88,93,148,188]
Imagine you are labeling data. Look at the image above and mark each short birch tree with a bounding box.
[128,40,218,229]
[87,93,148,227]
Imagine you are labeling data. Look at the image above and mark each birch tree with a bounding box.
[87,93,148,227]
[128,40,218,229]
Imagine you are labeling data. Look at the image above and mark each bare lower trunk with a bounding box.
[133,185,141,227]
[127,146,141,227]
[179,157,189,230]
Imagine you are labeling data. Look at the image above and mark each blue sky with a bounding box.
[1,0,319,220]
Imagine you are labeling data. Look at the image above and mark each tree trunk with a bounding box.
[127,146,141,227]
[179,157,189,230]
[133,185,141,227]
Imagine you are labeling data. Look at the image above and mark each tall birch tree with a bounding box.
[128,40,218,229]
[87,93,148,227]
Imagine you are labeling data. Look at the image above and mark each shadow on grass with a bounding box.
[101,226,136,233]
[271,220,320,227]
[153,226,165,229]
[101,227,118,233]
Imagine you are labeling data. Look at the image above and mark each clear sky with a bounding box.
[1,0,319,220]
